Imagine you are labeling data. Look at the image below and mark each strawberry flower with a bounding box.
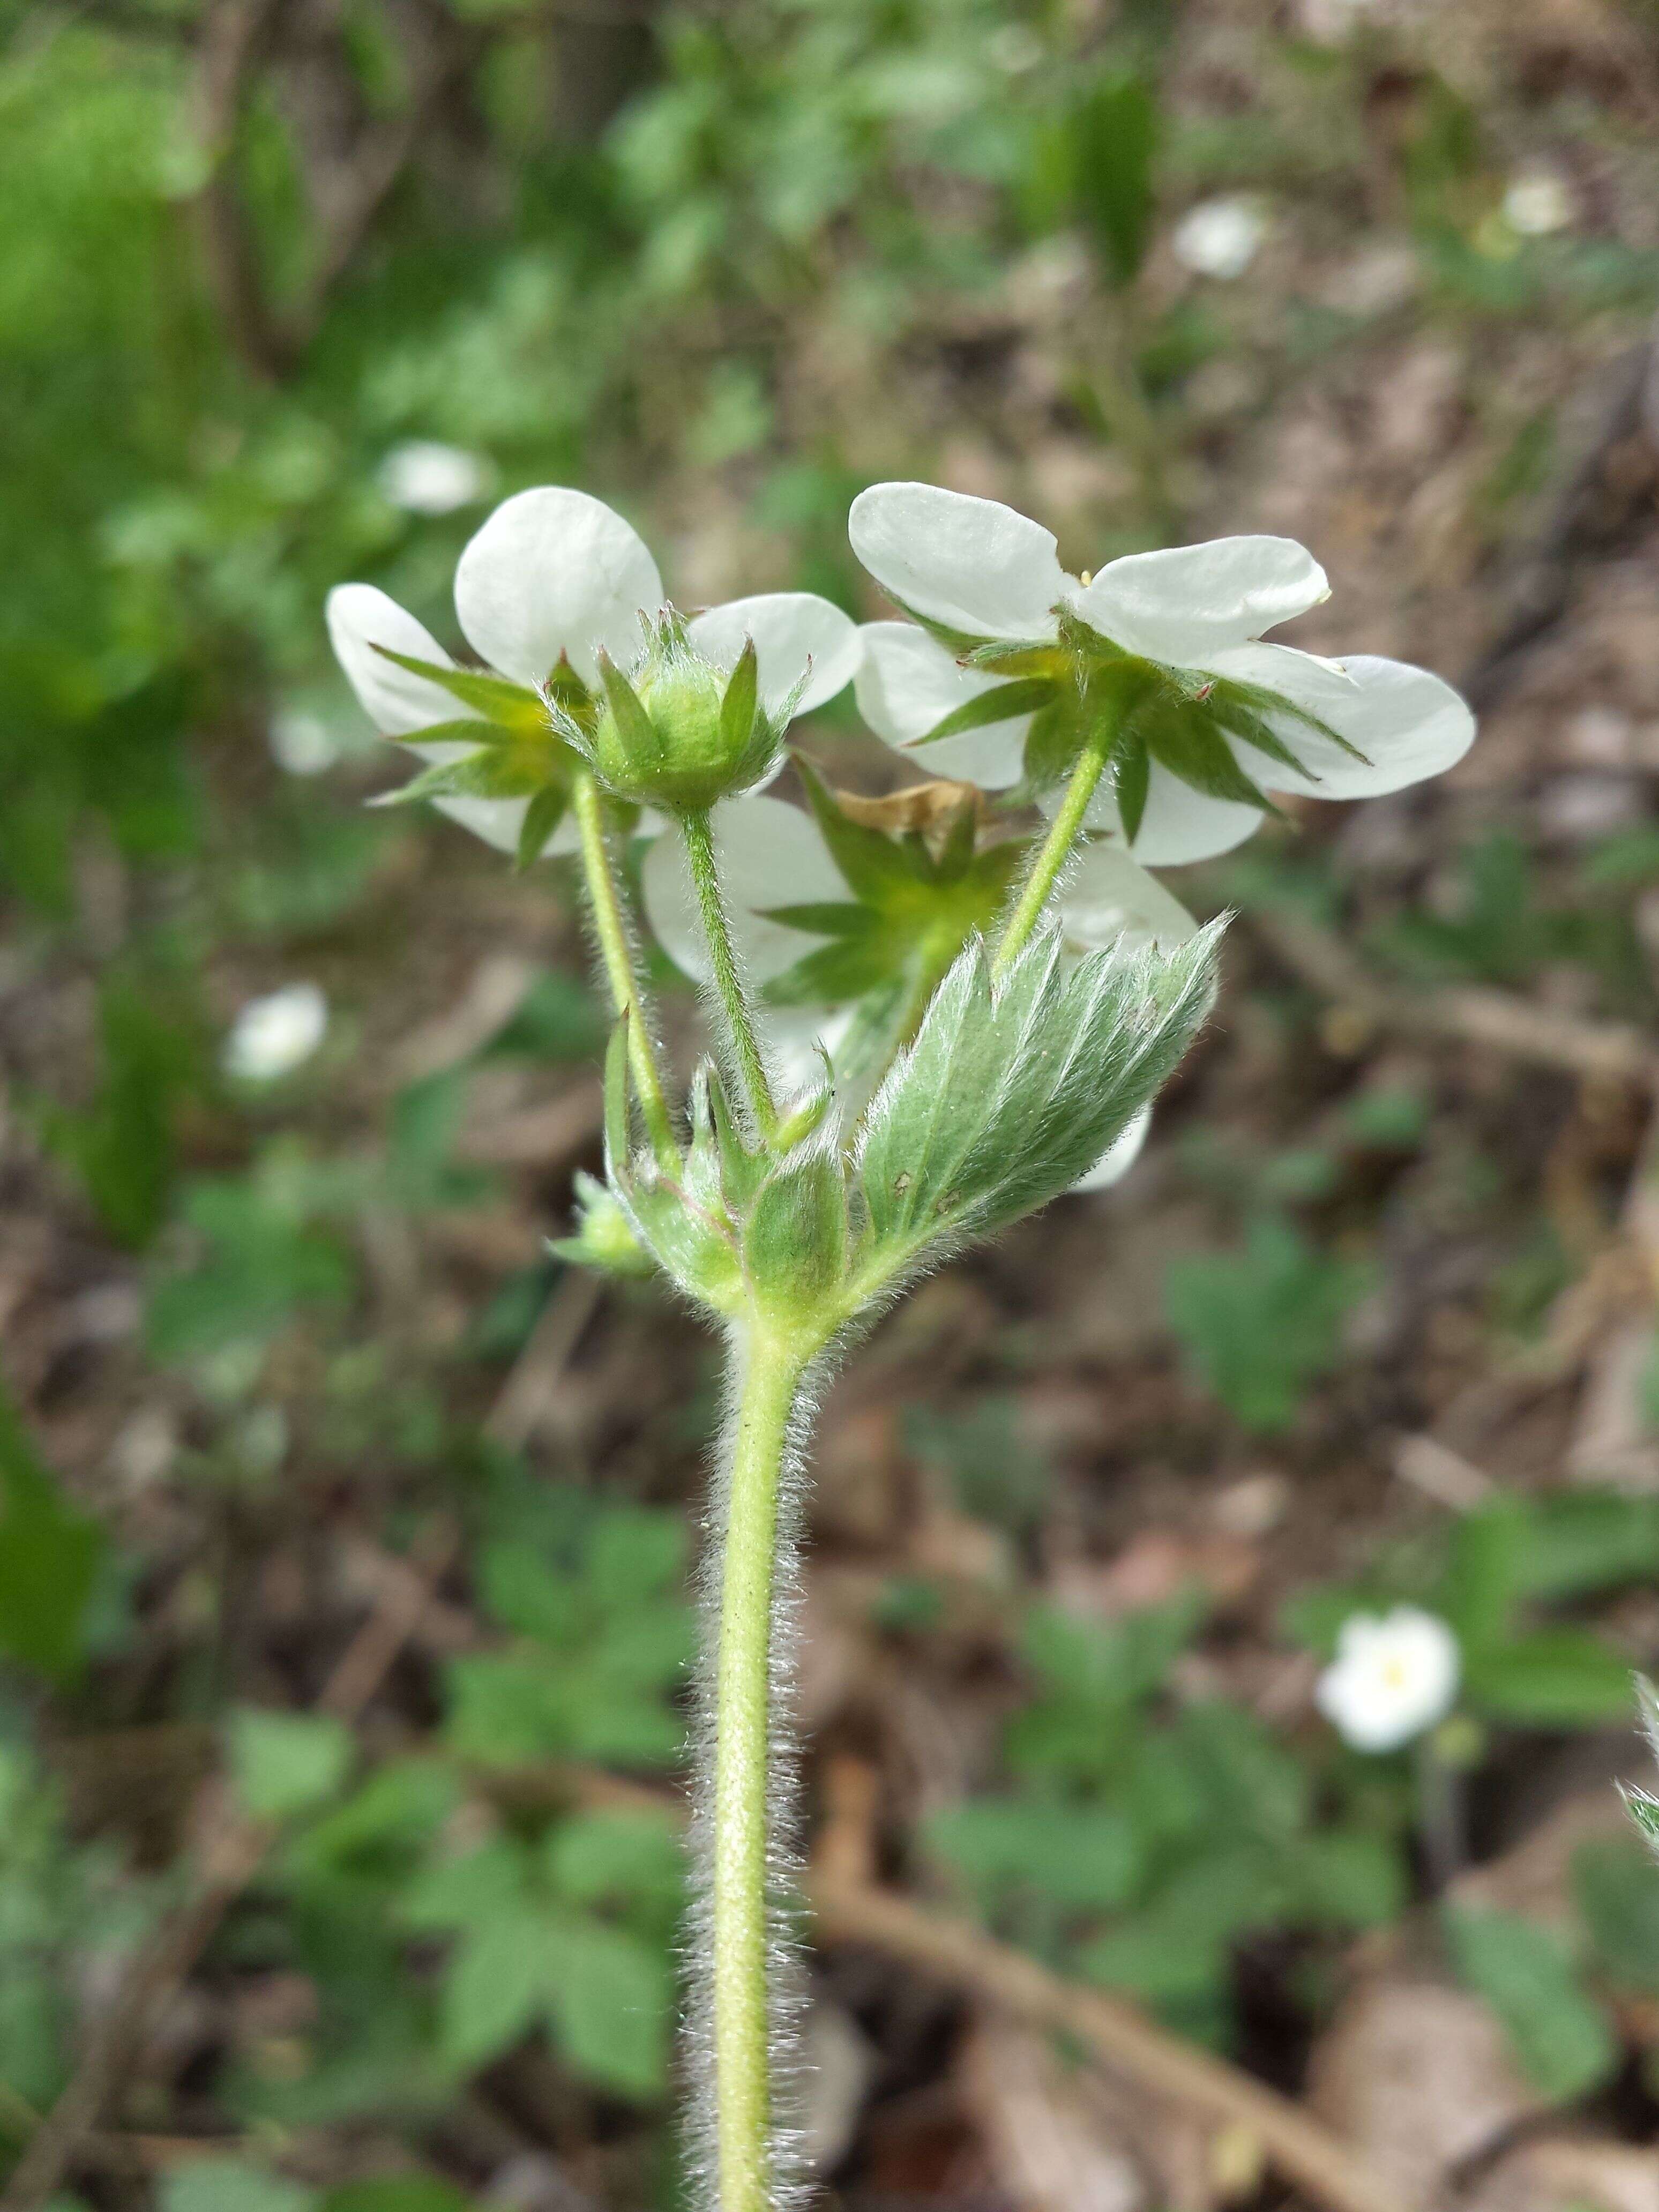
[850,482,1475,865]
[327,487,858,866]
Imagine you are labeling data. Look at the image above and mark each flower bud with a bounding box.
[580,616,780,813]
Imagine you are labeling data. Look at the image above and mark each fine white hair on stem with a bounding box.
[682,1325,836,2212]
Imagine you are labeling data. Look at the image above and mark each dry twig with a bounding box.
[809,1874,1408,2212]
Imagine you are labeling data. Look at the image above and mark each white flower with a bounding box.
[1502,169,1572,237]
[1316,1606,1461,1753]
[268,708,339,776]
[850,483,1476,866]
[1172,195,1271,280]
[376,440,494,516]
[327,487,859,861]
[223,983,328,1083]
[640,794,1191,1189]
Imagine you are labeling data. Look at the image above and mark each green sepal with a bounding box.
[760,901,870,940]
[1140,707,1276,812]
[914,676,1057,748]
[550,1171,654,1279]
[370,645,549,733]
[719,638,759,757]
[794,758,923,905]
[772,1071,835,1154]
[603,1015,634,1175]
[385,718,518,751]
[517,785,569,871]
[742,1145,849,1316]
[1114,734,1150,845]
[596,652,666,767]
[624,1163,745,1315]
[380,749,555,806]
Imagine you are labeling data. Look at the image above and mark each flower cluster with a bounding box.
[326,483,1476,2212]
[330,479,1473,1193]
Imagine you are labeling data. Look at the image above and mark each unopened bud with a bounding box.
[580,616,779,813]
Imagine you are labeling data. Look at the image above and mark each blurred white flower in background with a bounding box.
[1317,1606,1461,1752]
[1172,195,1271,280]
[222,983,328,1083]
[376,440,494,516]
[268,707,340,776]
[1502,168,1573,237]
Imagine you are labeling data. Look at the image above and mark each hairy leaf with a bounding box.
[856,921,1221,1266]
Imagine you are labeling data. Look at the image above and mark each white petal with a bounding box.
[687,593,860,719]
[761,1004,857,1097]
[453,487,664,689]
[327,584,477,737]
[1070,759,1264,865]
[640,794,846,987]
[1071,1104,1152,1192]
[1058,843,1198,954]
[1207,645,1476,799]
[1068,536,1329,663]
[854,622,1029,787]
[849,482,1067,642]
[417,789,582,862]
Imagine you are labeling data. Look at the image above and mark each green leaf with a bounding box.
[440,1908,548,2071]
[930,1797,1140,1913]
[160,2163,318,2212]
[1437,1496,1530,1653]
[1070,73,1161,289]
[544,1810,683,1914]
[857,922,1220,1268]
[1465,1628,1633,1726]
[544,1914,669,2098]
[1163,1217,1369,1434]
[229,1709,354,1821]
[324,2183,473,2212]
[369,646,546,731]
[1573,1837,1659,1992]
[0,1386,104,1680]
[1443,1904,1617,2102]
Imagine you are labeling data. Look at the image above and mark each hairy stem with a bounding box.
[681,807,778,1139]
[571,769,676,1168]
[709,1326,812,2212]
[993,719,1115,976]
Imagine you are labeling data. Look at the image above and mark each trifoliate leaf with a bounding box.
[856,921,1221,1270]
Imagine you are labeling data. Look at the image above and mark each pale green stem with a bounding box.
[711,1326,811,2212]
[570,769,677,1168]
[680,806,778,1140]
[993,719,1116,977]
